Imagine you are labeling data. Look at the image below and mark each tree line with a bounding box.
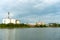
[0,23,60,28]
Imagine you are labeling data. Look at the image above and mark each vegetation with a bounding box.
[0,23,60,28]
[0,23,30,28]
[35,25,47,28]
[48,23,60,27]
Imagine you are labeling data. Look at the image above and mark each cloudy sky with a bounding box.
[0,0,60,24]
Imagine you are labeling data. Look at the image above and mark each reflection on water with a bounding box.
[0,28,60,40]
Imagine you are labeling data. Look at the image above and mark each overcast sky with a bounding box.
[0,0,60,24]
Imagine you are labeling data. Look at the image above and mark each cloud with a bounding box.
[34,0,60,10]
[0,0,60,23]
[20,11,60,23]
[39,12,60,23]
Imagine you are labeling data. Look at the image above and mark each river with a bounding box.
[0,28,60,40]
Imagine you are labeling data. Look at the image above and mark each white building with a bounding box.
[2,12,20,24]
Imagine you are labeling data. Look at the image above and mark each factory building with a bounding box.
[2,12,20,24]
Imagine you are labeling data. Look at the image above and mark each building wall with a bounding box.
[3,18,20,24]
[15,20,20,24]
[3,19,11,24]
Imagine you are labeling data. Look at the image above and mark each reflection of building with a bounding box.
[2,12,20,24]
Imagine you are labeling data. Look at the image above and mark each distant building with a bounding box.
[2,12,20,24]
[36,22,45,25]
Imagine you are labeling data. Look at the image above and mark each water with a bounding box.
[0,28,60,40]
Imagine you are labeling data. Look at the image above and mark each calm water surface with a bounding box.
[0,28,60,40]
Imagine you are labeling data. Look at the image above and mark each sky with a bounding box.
[0,0,60,24]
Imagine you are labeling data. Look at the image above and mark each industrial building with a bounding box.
[2,12,20,24]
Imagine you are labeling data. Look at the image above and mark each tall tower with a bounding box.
[8,12,10,19]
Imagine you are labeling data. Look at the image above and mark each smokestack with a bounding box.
[8,12,10,19]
